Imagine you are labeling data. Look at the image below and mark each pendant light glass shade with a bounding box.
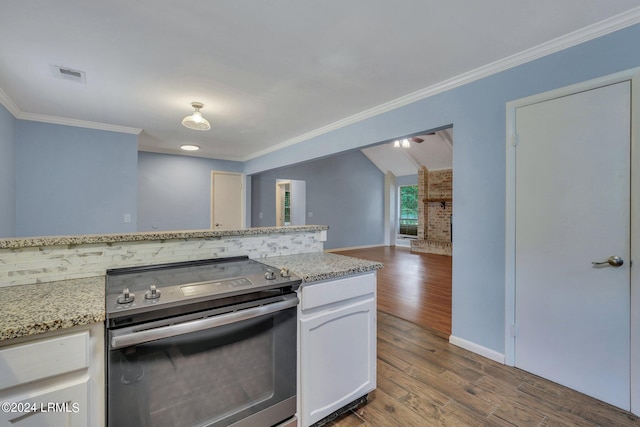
[182,102,211,131]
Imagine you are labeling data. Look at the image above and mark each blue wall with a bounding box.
[3,23,639,356]
[5,120,243,236]
[0,104,15,237]
[138,151,243,231]
[15,121,138,236]
[244,24,640,354]
[396,174,418,187]
[251,150,384,250]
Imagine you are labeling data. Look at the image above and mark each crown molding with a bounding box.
[0,89,141,135]
[18,112,142,135]
[243,6,640,162]
[0,88,21,117]
[137,145,245,162]
[3,6,640,156]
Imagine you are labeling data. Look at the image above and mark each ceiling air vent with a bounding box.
[50,65,86,83]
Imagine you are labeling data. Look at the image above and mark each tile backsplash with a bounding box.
[0,230,326,288]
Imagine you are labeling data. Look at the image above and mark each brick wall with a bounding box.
[412,167,452,256]
[427,169,452,243]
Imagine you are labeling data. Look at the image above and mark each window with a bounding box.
[399,185,418,236]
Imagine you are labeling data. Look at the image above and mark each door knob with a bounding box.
[592,256,624,267]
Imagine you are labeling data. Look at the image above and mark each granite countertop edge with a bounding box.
[260,252,383,283]
[0,276,106,342]
[0,225,329,249]
[0,252,381,343]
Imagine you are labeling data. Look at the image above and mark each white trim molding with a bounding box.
[243,6,640,161]
[0,88,141,135]
[449,335,505,364]
[325,244,384,253]
[19,112,141,135]
[2,7,640,156]
[0,88,20,117]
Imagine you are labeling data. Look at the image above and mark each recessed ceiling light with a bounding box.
[180,144,200,151]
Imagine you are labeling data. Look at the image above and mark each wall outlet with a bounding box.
[259,212,263,219]
[308,212,313,217]
[124,213,132,223]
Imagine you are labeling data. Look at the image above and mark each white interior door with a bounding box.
[514,81,631,410]
[211,172,243,230]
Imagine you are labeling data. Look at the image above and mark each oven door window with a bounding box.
[107,307,296,427]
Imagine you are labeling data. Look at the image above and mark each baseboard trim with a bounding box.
[449,335,505,364]
[325,244,386,252]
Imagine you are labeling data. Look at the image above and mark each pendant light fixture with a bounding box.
[182,102,211,131]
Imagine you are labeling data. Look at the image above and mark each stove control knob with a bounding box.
[264,270,276,280]
[145,284,161,300]
[117,288,135,304]
[280,267,291,278]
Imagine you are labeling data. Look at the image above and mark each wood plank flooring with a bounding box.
[326,246,639,426]
[334,246,451,336]
[323,311,639,426]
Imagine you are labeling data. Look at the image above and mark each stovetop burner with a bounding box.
[105,256,301,327]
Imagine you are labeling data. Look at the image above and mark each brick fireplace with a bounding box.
[411,166,452,256]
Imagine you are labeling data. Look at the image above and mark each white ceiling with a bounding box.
[361,130,453,176]
[1,1,639,161]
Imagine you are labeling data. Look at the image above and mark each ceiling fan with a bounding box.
[394,133,434,147]
[409,132,436,143]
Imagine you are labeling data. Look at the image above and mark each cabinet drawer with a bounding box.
[0,331,89,389]
[301,273,375,311]
[0,377,89,427]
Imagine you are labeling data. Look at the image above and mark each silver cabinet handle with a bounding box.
[111,295,298,350]
[592,256,624,267]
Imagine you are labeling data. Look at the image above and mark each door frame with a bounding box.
[505,67,640,414]
[210,171,246,229]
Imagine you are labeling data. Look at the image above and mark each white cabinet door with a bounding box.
[0,323,104,427]
[0,379,89,427]
[299,296,376,426]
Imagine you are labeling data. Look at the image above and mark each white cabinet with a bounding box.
[298,272,376,426]
[0,323,104,427]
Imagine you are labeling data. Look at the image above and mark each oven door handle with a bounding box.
[110,294,298,350]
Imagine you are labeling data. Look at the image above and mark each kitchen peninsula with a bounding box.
[0,226,382,427]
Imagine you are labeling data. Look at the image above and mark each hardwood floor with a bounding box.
[322,311,639,426]
[334,246,452,336]
[324,246,639,426]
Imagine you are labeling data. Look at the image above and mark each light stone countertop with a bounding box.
[0,251,381,342]
[0,225,329,249]
[261,252,383,282]
[0,276,105,342]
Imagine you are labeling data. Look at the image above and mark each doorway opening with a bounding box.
[276,179,306,226]
[356,125,454,335]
